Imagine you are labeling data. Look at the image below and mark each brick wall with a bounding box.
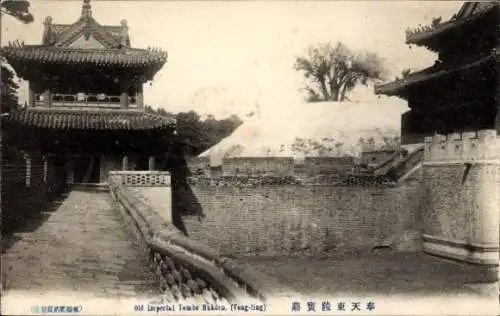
[186,157,210,176]
[302,157,354,177]
[422,130,499,267]
[222,157,295,177]
[176,178,425,256]
[187,156,358,179]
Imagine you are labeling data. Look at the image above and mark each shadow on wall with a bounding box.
[2,154,69,253]
[163,145,205,237]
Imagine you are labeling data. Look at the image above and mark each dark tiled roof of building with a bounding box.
[405,2,499,46]
[0,46,168,67]
[52,23,123,43]
[3,0,166,70]
[51,19,123,48]
[375,49,498,96]
[41,0,129,49]
[3,108,176,131]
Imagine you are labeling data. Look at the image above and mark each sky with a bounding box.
[2,0,463,119]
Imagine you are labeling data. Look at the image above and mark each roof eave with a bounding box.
[404,4,498,48]
[374,83,407,98]
[375,51,497,98]
[1,47,168,70]
[3,108,176,131]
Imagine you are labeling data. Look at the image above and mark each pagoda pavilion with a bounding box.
[375,2,499,145]
[1,0,175,184]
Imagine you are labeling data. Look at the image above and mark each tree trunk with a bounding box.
[329,81,340,101]
[339,83,349,101]
[319,79,330,101]
[332,89,340,102]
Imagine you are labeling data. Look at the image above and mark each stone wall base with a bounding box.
[422,234,499,269]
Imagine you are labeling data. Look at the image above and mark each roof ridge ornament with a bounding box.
[42,16,57,45]
[81,0,92,19]
[120,19,130,48]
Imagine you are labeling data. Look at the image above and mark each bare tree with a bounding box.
[294,41,389,102]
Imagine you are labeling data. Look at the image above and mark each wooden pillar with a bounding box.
[43,89,51,107]
[43,156,48,183]
[120,79,129,109]
[137,83,144,110]
[99,155,107,183]
[28,82,35,107]
[122,155,129,171]
[66,158,74,184]
[148,156,155,171]
[24,153,32,187]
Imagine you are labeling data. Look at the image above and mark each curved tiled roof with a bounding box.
[54,18,120,48]
[52,23,123,43]
[3,108,175,131]
[405,2,498,48]
[1,46,167,67]
[42,0,128,49]
[375,50,498,97]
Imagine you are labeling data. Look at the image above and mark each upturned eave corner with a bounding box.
[403,2,500,49]
[374,82,404,98]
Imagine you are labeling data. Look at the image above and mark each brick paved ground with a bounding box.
[234,251,498,299]
[1,189,159,298]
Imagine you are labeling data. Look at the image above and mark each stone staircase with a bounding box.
[346,146,425,185]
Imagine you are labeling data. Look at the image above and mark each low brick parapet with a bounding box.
[424,129,499,163]
[186,175,400,187]
[109,183,277,303]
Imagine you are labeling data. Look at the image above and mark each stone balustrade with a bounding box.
[108,182,269,304]
[109,171,171,187]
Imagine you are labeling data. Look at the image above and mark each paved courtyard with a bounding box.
[2,187,497,315]
[1,189,159,298]
[234,251,498,299]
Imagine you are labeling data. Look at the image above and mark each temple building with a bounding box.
[1,0,175,185]
[375,2,499,145]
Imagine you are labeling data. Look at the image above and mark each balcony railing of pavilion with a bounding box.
[33,93,138,108]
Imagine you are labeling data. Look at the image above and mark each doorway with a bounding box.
[73,156,100,184]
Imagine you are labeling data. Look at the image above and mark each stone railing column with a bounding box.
[148,156,155,171]
[122,156,129,171]
[24,153,32,187]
